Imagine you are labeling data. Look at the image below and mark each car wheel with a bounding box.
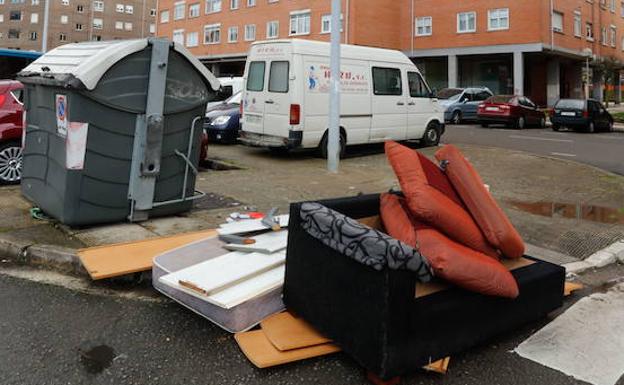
[480,122,489,128]
[552,124,561,132]
[451,111,462,125]
[587,121,595,133]
[0,141,23,185]
[608,119,614,132]
[515,116,526,129]
[539,117,546,128]
[318,131,346,159]
[422,122,441,147]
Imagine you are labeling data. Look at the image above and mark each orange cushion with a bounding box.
[380,193,519,298]
[435,145,525,259]
[384,141,498,258]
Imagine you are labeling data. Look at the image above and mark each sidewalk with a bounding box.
[1,143,623,275]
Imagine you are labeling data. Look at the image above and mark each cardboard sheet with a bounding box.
[260,311,331,351]
[234,330,340,368]
[78,229,218,280]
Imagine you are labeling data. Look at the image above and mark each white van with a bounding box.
[239,39,444,156]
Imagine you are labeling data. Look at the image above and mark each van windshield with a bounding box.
[435,88,463,100]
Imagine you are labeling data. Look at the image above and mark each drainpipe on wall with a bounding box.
[550,0,554,51]
[345,0,349,44]
[411,0,414,57]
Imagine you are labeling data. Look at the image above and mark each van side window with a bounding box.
[407,71,430,98]
[372,67,402,96]
[247,61,266,92]
[268,61,289,93]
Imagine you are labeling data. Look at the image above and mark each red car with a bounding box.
[0,80,24,184]
[477,95,546,129]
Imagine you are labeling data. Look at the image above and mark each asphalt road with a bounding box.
[442,124,624,175]
[0,269,610,385]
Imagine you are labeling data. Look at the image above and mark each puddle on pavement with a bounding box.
[507,200,624,224]
[79,345,116,374]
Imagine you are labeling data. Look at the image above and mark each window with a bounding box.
[574,12,581,37]
[189,3,200,17]
[552,11,563,33]
[266,20,278,38]
[150,8,156,16]
[149,23,156,33]
[204,23,220,44]
[244,24,256,40]
[231,0,239,9]
[32,0,39,4]
[228,26,238,42]
[125,5,133,14]
[587,22,594,40]
[415,16,432,36]
[0,15,4,22]
[30,13,38,23]
[9,10,22,21]
[457,12,476,33]
[247,0,255,6]
[115,21,123,29]
[93,18,103,29]
[408,72,430,97]
[92,35,101,41]
[269,61,289,93]
[75,23,82,30]
[173,29,184,44]
[61,0,68,5]
[611,25,617,46]
[621,2,624,17]
[174,2,185,19]
[186,31,198,47]
[290,10,310,35]
[76,5,83,12]
[601,26,607,45]
[124,22,132,31]
[611,0,616,12]
[8,29,20,39]
[372,67,402,96]
[488,8,509,30]
[474,91,491,101]
[60,15,68,24]
[29,31,37,40]
[206,0,221,13]
[116,4,124,12]
[59,32,67,41]
[93,1,103,11]
[247,61,265,91]
[320,13,343,34]
[160,10,169,23]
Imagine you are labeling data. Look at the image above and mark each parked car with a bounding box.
[204,91,241,143]
[240,39,445,157]
[477,95,546,129]
[0,80,24,184]
[207,76,244,109]
[550,99,614,133]
[437,87,493,124]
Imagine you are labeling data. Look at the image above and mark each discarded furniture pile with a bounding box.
[75,142,568,384]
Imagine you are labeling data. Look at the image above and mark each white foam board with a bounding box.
[224,230,288,254]
[217,215,290,235]
[515,283,624,385]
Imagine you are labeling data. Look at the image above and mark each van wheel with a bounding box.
[451,111,462,124]
[318,132,346,159]
[422,122,441,147]
[269,147,290,156]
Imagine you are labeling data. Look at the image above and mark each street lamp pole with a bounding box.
[327,0,341,173]
[41,0,51,52]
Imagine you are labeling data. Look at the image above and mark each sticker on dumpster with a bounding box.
[56,94,68,137]
[66,122,88,170]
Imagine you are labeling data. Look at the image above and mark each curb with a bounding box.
[0,238,85,277]
[613,124,624,132]
[563,239,624,276]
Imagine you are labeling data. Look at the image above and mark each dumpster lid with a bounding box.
[19,38,220,91]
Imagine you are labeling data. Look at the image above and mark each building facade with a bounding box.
[0,0,158,52]
[155,0,623,105]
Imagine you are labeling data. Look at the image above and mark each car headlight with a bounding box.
[211,115,231,125]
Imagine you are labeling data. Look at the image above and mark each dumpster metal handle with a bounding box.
[174,149,198,175]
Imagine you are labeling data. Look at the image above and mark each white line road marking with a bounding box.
[509,135,574,143]
[550,152,577,157]
[596,135,624,140]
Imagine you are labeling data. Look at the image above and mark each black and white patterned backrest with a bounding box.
[299,202,432,282]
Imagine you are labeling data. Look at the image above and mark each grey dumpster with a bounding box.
[17,38,220,226]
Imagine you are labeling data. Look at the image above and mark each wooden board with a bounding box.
[260,311,331,351]
[161,265,285,309]
[423,357,451,374]
[159,250,285,296]
[234,330,340,368]
[225,230,288,254]
[217,215,290,235]
[78,229,218,280]
[564,281,584,297]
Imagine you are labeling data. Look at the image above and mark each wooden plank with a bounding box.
[217,215,290,235]
[160,265,285,309]
[78,229,218,280]
[224,230,288,254]
[260,311,331,351]
[234,330,340,368]
[423,357,451,374]
[564,281,584,297]
[159,250,285,297]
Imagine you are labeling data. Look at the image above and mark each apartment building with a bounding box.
[159,0,623,106]
[0,0,158,52]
